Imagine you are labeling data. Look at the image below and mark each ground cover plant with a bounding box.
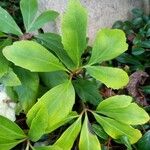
[0,0,149,150]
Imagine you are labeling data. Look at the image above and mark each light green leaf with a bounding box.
[97,95,149,125]
[14,67,39,113]
[79,114,101,150]
[54,116,82,150]
[29,10,59,32]
[0,6,22,35]
[48,112,79,133]
[0,115,26,139]
[0,68,21,86]
[3,41,66,72]
[36,33,76,70]
[20,0,38,32]
[33,145,62,150]
[40,71,68,88]
[62,0,87,67]
[27,81,75,133]
[89,29,128,65]
[98,103,149,125]
[97,95,132,111]
[28,105,48,142]
[0,138,25,150]
[86,66,129,89]
[93,113,142,144]
[0,115,26,149]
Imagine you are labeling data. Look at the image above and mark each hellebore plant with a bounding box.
[0,0,149,150]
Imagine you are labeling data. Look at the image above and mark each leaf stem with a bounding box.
[25,140,30,150]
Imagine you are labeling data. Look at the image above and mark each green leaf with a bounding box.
[0,6,22,35]
[28,105,48,142]
[36,33,76,70]
[62,0,87,67]
[20,0,38,32]
[0,38,12,78]
[141,40,150,48]
[0,68,21,86]
[73,78,102,106]
[33,145,62,150]
[137,130,150,150]
[132,47,145,56]
[0,115,26,149]
[29,10,59,32]
[40,71,68,88]
[92,124,109,140]
[0,138,25,150]
[54,116,82,150]
[116,53,142,65]
[97,95,132,111]
[89,29,128,65]
[27,81,75,133]
[98,103,149,125]
[119,136,132,150]
[141,85,150,94]
[49,112,79,133]
[86,66,129,89]
[93,113,142,144]
[132,8,143,17]
[0,115,26,139]
[14,67,39,113]
[79,114,101,150]
[3,41,66,72]
[97,95,149,125]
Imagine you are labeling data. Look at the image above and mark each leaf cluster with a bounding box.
[0,1,149,150]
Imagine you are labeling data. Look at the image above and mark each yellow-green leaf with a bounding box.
[28,105,48,142]
[62,0,87,67]
[27,81,75,133]
[86,66,129,89]
[20,0,38,32]
[97,95,132,111]
[94,113,142,144]
[89,29,128,65]
[54,116,82,150]
[79,114,101,150]
[3,41,66,72]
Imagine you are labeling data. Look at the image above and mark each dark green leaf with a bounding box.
[73,78,102,106]
[141,40,150,48]
[141,85,150,94]
[14,67,39,113]
[132,8,143,17]
[40,71,68,88]
[137,131,150,150]
[132,47,145,55]
[116,53,142,65]
[92,124,109,140]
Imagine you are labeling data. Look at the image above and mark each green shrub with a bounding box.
[0,0,149,150]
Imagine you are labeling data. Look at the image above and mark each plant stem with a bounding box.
[25,140,30,150]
